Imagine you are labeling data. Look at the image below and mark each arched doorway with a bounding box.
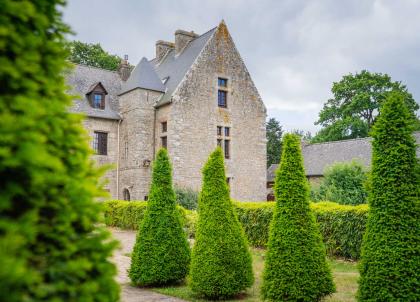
[123,188,130,201]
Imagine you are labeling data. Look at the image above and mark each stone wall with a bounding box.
[82,117,119,198]
[118,88,163,200]
[167,23,267,201]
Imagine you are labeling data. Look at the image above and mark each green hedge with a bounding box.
[104,200,368,260]
[234,201,368,260]
[103,200,195,238]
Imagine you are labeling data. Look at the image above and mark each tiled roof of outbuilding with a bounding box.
[67,64,121,120]
[267,131,420,181]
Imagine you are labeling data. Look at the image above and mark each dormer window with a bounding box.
[86,82,108,110]
[93,93,104,109]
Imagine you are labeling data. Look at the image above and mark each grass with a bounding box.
[152,249,359,302]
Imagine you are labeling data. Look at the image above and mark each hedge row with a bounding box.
[103,200,368,260]
[103,200,195,238]
[235,201,368,259]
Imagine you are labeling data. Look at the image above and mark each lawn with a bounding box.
[152,248,359,302]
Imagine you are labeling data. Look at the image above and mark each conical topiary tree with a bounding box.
[190,148,253,299]
[0,1,119,301]
[357,92,420,301]
[129,148,190,286]
[262,134,335,301]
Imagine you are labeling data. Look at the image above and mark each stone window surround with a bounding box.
[216,124,232,160]
[216,74,231,110]
[93,130,108,156]
[159,120,168,149]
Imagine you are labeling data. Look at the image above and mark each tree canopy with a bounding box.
[312,70,419,143]
[67,40,122,71]
[266,118,283,167]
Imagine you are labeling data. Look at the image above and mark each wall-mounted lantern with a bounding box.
[142,159,151,167]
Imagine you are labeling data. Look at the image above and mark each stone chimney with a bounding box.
[155,40,174,62]
[118,55,131,81]
[174,29,198,55]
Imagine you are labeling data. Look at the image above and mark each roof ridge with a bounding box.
[71,62,119,74]
[307,130,420,147]
[306,136,372,147]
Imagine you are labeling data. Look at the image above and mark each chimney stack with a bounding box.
[118,55,131,81]
[174,29,198,55]
[155,40,174,62]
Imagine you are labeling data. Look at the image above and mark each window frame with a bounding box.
[217,77,228,108]
[161,136,167,149]
[93,131,108,155]
[224,139,230,159]
[92,93,105,109]
[161,121,167,133]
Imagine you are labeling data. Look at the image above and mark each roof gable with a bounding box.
[120,57,166,95]
[152,27,217,107]
[86,82,108,95]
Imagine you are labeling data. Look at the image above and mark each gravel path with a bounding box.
[110,228,187,302]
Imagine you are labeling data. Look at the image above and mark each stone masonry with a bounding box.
[67,21,267,201]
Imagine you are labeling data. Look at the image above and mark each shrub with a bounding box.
[190,148,253,299]
[103,200,195,238]
[358,92,420,301]
[175,186,198,210]
[104,200,368,260]
[312,202,368,259]
[312,161,368,205]
[262,134,335,301]
[129,149,190,286]
[0,1,119,300]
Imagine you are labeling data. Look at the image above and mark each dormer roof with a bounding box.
[86,82,108,95]
[119,57,166,95]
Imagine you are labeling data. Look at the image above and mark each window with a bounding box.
[226,177,231,187]
[161,136,167,149]
[217,125,231,159]
[218,90,227,108]
[224,139,230,159]
[93,131,107,155]
[124,141,128,159]
[217,77,228,108]
[162,121,167,133]
[92,93,105,109]
[87,82,107,109]
[123,188,130,201]
[218,78,227,87]
[144,196,148,201]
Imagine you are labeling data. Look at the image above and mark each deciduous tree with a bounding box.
[313,70,419,143]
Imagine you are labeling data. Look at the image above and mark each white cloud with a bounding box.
[64,0,420,134]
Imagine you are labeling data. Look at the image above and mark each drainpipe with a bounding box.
[116,118,122,199]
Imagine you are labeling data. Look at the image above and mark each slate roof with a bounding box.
[67,64,122,120]
[267,131,420,182]
[120,57,166,95]
[151,27,217,107]
[66,26,217,115]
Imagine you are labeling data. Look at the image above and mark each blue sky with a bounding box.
[63,0,420,134]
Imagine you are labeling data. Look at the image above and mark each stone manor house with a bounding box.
[67,21,267,201]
